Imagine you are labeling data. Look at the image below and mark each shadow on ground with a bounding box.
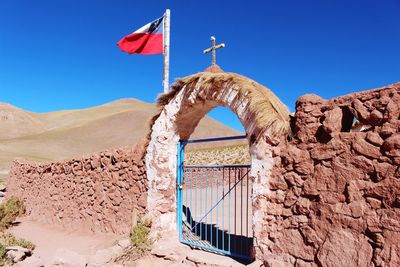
[182,205,253,264]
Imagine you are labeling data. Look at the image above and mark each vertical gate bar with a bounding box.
[209,169,212,245]
[185,167,187,240]
[234,168,237,254]
[183,166,184,239]
[195,168,198,236]
[246,167,249,239]
[190,168,193,240]
[228,167,231,252]
[177,142,181,239]
[180,143,184,241]
[175,142,180,236]
[247,167,250,254]
[184,167,187,241]
[177,142,182,241]
[200,168,202,240]
[216,168,219,249]
[183,167,185,240]
[205,167,208,242]
[222,168,225,250]
[240,168,243,255]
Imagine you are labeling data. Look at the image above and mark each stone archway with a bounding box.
[145,67,291,256]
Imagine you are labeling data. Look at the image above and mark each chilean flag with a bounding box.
[117,16,164,55]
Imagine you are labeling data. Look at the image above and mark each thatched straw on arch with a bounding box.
[147,71,292,142]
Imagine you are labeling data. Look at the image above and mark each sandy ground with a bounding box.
[6,217,253,267]
[8,217,120,265]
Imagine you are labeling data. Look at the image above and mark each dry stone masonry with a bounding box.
[7,140,148,234]
[262,82,400,266]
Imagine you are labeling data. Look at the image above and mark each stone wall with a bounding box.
[259,83,400,266]
[6,140,147,234]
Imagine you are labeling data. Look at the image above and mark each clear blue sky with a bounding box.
[1,0,399,132]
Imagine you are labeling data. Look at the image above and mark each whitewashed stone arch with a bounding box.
[145,71,290,251]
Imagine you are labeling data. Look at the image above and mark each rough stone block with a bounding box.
[352,137,381,159]
[370,109,383,126]
[317,230,372,267]
[353,99,370,121]
[294,161,314,175]
[366,132,384,146]
[279,229,315,261]
[383,134,400,157]
[284,172,304,187]
[323,107,343,134]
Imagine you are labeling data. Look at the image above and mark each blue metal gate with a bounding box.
[177,135,253,260]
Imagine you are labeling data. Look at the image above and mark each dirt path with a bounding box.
[8,218,120,266]
[6,218,258,267]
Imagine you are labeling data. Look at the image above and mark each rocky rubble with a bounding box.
[6,140,148,234]
[260,82,400,266]
[145,234,263,267]
[6,246,32,264]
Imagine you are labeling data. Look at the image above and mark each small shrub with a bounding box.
[1,233,35,250]
[0,197,25,230]
[0,240,21,266]
[0,243,5,261]
[0,234,35,266]
[130,219,151,253]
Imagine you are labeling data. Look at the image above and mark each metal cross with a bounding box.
[203,36,225,65]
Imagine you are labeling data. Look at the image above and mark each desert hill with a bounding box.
[0,99,242,180]
[0,102,45,140]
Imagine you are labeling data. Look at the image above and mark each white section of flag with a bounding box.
[132,22,151,34]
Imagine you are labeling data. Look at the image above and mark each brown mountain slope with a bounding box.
[0,99,242,180]
[0,102,45,140]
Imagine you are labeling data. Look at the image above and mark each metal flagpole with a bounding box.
[163,9,170,94]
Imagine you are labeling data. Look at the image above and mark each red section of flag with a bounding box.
[117,16,164,55]
[117,33,163,55]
